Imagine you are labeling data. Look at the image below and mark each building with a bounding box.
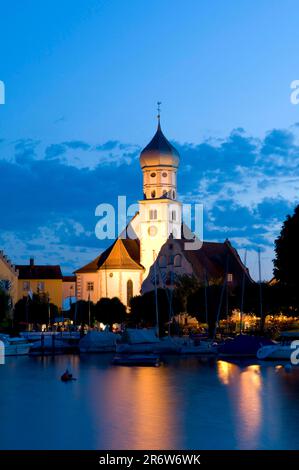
[0,250,19,308]
[142,236,253,292]
[75,116,252,306]
[62,275,76,310]
[16,258,63,308]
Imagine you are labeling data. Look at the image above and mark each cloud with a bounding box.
[1,126,299,278]
[45,143,67,159]
[63,140,90,151]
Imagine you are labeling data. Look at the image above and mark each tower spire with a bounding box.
[157,101,161,129]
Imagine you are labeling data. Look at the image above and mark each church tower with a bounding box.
[139,111,182,277]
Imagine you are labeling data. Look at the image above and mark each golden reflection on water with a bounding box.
[90,365,179,450]
[217,361,262,449]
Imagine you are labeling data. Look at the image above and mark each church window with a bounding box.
[150,172,156,178]
[171,210,176,221]
[149,209,157,220]
[173,191,176,199]
[227,273,233,283]
[87,282,94,291]
[174,254,182,267]
[163,189,168,197]
[127,279,133,305]
[151,190,156,198]
[162,172,167,178]
[109,273,113,278]
[159,255,167,268]
[168,255,174,265]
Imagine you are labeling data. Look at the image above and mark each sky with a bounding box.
[1,0,299,280]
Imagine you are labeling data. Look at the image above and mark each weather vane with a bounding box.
[157,101,161,121]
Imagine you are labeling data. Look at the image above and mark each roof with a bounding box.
[62,275,76,283]
[139,122,180,168]
[175,238,253,284]
[16,264,63,280]
[75,238,144,273]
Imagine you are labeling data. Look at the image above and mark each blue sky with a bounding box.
[1,0,299,280]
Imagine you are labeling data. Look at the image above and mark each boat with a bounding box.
[29,334,79,356]
[112,354,161,367]
[79,330,119,353]
[61,369,76,381]
[0,334,33,356]
[217,334,274,358]
[179,338,218,355]
[116,329,180,354]
[257,331,299,361]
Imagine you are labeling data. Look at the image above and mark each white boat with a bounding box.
[0,334,33,356]
[257,331,299,361]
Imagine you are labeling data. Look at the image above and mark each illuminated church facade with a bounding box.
[75,117,252,307]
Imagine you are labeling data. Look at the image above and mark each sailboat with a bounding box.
[217,248,274,358]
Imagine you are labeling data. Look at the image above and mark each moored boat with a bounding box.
[0,334,33,356]
[257,331,299,361]
[112,354,161,367]
[218,334,274,358]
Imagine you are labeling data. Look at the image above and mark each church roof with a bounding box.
[74,238,144,273]
[175,238,253,284]
[139,121,180,168]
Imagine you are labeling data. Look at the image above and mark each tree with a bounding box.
[174,274,200,312]
[94,297,126,327]
[274,204,299,288]
[70,300,95,326]
[130,288,180,335]
[0,288,11,323]
[14,294,58,327]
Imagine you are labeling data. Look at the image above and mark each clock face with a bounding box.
[148,225,158,237]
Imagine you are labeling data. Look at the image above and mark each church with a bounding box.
[75,115,252,307]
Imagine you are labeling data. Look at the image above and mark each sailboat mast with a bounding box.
[204,269,208,326]
[258,248,264,332]
[240,249,247,333]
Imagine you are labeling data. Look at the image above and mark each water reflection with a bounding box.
[89,365,180,449]
[1,356,299,449]
[217,361,262,448]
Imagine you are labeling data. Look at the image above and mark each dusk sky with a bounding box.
[1,0,299,280]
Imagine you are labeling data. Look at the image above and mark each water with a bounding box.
[1,355,299,450]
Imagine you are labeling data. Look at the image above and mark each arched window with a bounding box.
[159,255,167,268]
[151,190,156,198]
[127,279,133,306]
[174,254,182,267]
[173,190,176,199]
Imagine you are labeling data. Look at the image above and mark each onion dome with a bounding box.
[139,120,180,169]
